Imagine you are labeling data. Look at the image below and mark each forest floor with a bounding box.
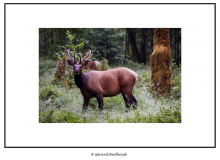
[39,59,181,123]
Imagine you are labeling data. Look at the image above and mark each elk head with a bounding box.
[65,49,92,75]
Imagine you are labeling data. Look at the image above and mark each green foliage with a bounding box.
[39,109,55,123]
[171,67,181,99]
[39,28,127,63]
[112,104,181,123]
[126,60,145,70]
[171,75,181,99]
[39,59,57,76]
[39,85,58,100]
[54,30,85,61]
[100,57,109,70]
[89,98,98,109]
[170,59,177,69]
[39,108,84,123]
[84,28,125,61]
[65,30,84,51]
[156,104,181,123]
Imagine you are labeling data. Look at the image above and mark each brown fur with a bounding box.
[81,67,137,98]
[83,61,101,70]
[79,67,138,112]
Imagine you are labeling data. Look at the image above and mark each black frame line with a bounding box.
[4,3,217,5]
[4,3,216,148]
[214,3,216,148]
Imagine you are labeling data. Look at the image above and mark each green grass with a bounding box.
[39,60,181,123]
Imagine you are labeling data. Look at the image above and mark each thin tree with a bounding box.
[140,28,147,65]
[126,28,142,63]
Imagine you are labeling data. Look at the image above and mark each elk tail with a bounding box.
[127,69,138,85]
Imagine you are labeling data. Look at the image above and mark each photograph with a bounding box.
[39,28,181,123]
[3,3,217,159]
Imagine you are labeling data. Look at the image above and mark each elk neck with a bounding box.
[74,72,86,88]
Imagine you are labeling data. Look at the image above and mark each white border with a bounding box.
[5,4,215,147]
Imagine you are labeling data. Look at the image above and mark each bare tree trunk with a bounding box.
[178,29,181,66]
[141,28,147,65]
[177,29,181,67]
[51,29,54,54]
[126,28,142,63]
[147,29,154,63]
[44,28,49,56]
[39,28,44,55]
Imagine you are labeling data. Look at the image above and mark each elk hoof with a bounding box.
[82,109,87,114]
[126,107,130,112]
[83,113,87,119]
[100,110,105,115]
[133,105,137,110]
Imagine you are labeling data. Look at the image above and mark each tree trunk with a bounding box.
[150,30,154,61]
[57,28,63,46]
[176,29,180,66]
[175,29,177,65]
[126,28,142,63]
[178,29,181,66]
[127,33,129,61]
[141,28,147,65]
[150,28,172,97]
[39,28,44,55]
[44,28,49,56]
[124,33,127,64]
[146,29,154,63]
[51,29,54,54]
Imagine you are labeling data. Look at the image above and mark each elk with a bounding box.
[66,50,138,113]
[51,49,101,89]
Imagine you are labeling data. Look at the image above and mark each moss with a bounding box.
[150,29,172,97]
[51,57,67,85]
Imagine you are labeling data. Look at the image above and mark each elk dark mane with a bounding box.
[74,74,85,88]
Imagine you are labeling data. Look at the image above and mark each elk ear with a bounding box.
[67,60,74,66]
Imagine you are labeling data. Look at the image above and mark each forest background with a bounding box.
[39,28,181,66]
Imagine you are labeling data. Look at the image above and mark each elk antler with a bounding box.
[78,54,82,64]
[65,49,75,62]
[82,50,90,61]
[74,51,76,63]
[82,50,92,62]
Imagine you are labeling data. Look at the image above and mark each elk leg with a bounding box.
[96,95,103,111]
[121,92,131,111]
[130,93,138,110]
[82,97,90,113]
